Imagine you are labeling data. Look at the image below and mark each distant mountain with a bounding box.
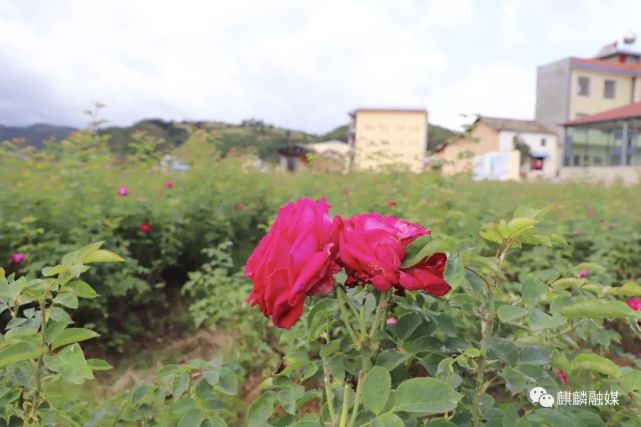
[101,118,318,161]
[319,123,459,152]
[0,123,76,148]
[1,119,459,159]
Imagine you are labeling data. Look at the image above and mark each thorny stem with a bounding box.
[338,382,351,427]
[472,244,508,427]
[336,287,359,346]
[322,358,338,426]
[368,291,389,340]
[348,371,364,427]
[29,281,52,421]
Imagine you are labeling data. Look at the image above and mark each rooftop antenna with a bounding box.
[623,31,636,46]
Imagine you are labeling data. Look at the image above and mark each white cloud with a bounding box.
[430,62,535,130]
[2,0,641,133]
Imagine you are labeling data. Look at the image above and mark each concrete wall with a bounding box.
[536,58,571,136]
[569,70,634,119]
[352,110,427,173]
[438,122,499,175]
[559,166,641,185]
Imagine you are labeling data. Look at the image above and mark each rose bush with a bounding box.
[2,129,641,424]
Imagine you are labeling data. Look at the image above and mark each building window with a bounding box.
[577,76,590,96]
[541,138,547,146]
[530,157,544,171]
[604,80,616,99]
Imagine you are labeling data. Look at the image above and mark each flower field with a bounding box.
[1,131,641,426]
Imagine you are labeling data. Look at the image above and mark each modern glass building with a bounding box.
[562,102,641,167]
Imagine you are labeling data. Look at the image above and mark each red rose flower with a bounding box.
[139,223,152,234]
[387,201,397,207]
[627,298,641,311]
[244,198,340,329]
[337,213,450,296]
[555,369,568,385]
[164,181,175,189]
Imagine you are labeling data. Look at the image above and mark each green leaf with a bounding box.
[55,291,78,309]
[521,276,543,307]
[87,358,113,371]
[513,205,550,219]
[248,393,275,427]
[497,305,529,323]
[83,249,124,264]
[289,422,321,427]
[518,346,550,365]
[172,373,190,399]
[572,353,621,378]
[177,409,204,427]
[210,415,228,427]
[0,342,46,369]
[65,280,98,299]
[217,366,238,395]
[608,282,641,296]
[550,278,585,290]
[43,344,93,384]
[479,224,504,244]
[620,369,641,392]
[42,265,67,277]
[51,328,99,350]
[391,377,462,415]
[528,309,565,330]
[277,385,304,415]
[371,412,404,427]
[376,350,409,371]
[506,217,539,238]
[362,366,391,416]
[560,300,637,319]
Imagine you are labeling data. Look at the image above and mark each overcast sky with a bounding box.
[2,0,641,133]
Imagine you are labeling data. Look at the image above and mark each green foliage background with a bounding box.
[1,128,641,425]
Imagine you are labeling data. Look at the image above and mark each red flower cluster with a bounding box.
[10,252,26,265]
[555,369,568,385]
[627,298,641,311]
[139,223,152,234]
[244,198,450,329]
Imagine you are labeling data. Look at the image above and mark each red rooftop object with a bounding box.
[562,102,641,126]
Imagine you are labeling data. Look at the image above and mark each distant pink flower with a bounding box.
[586,210,593,217]
[386,317,398,325]
[10,252,25,265]
[627,298,641,311]
[574,229,583,237]
[164,181,175,189]
[387,201,397,207]
[555,369,568,385]
[117,186,128,196]
[578,268,590,279]
[139,223,151,234]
